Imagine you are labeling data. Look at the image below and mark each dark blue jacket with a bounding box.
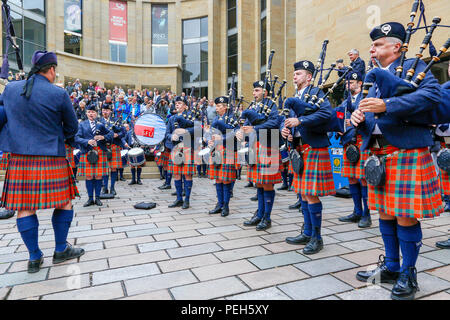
[0,74,79,157]
[287,86,333,148]
[338,57,366,80]
[357,57,441,151]
[100,117,126,148]
[334,92,363,146]
[164,111,195,150]
[75,120,114,155]
[243,98,280,148]
[210,114,239,151]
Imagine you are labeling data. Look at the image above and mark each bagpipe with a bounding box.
[0,0,26,131]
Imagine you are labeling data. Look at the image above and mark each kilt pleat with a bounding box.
[368,146,443,219]
[78,147,109,178]
[169,146,196,176]
[342,135,370,179]
[108,144,123,170]
[0,152,10,171]
[65,144,76,169]
[1,154,79,211]
[254,144,282,185]
[161,150,170,170]
[207,146,237,182]
[294,145,335,197]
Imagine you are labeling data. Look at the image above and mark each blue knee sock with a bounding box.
[202,164,207,175]
[216,183,224,207]
[349,183,363,216]
[184,180,193,202]
[110,171,117,190]
[257,188,265,219]
[158,166,163,176]
[86,180,94,200]
[263,190,275,221]
[308,202,323,240]
[281,170,288,186]
[175,180,183,201]
[119,168,124,178]
[94,179,102,198]
[197,165,201,175]
[102,175,109,189]
[379,219,401,272]
[360,185,370,216]
[167,172,172,185]
[131,168,136,181]
[397,222,422,273]
[52,209,74,252]
[288,173,294,188]
[230,181,235,191]
[301,200,312,237]
[17,215,42,261]
[137,168,142,180]
[223,183,232,208]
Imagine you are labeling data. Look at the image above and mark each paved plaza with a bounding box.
[0,177,449,300]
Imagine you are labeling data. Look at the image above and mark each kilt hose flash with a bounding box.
[1,154,79,211]
[368,145,443,219]
[293,144,336,197]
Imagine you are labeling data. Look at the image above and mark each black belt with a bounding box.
[369,135,390,149]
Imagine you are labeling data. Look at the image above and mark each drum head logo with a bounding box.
[381,24,391,35]
[303,61,309,69]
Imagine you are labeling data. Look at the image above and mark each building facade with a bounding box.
[1,0,449,98]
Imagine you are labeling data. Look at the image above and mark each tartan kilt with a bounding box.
[108,144,123,170]
[254,144,282,185]
[208,146,237,182]
[65,144,76,169]
[439,142,450,194]
[293,145,336,197]
[161,150,171,170]
[78,147,109,178]
[0,152,10,171]
[342,135,370,179]
[368,146,443,219]
[1,154,79,211]
[168,146,196,176]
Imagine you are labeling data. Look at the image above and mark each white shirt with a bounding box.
[436,125,450,137]
[371,63,393,135]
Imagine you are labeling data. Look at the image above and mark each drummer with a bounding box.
[100,104,126,195]
[123,124,145,185]
[75,104,113,206]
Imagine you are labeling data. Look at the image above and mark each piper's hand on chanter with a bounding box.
[94,135,104,141]
[88,139,97,147]
[351,109,366,127]
[172,134,179,141]
[284,118,300,128]
[236,130,244,142]
[241,126,254,134]
[358,98,386,114]
[174,128,187,136]
[288,134,293,142]
[208,140,214,148]
[281,127,291,139]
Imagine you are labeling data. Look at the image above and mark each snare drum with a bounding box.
[128,148,146,167]
[133,113,166,146]
[121,150,129,167]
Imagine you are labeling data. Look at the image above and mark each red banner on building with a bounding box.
[109,0,127,43]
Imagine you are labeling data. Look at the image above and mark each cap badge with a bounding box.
[381,24,391,35]
[219,97,224,103]
[259,81,264,86]
[303,61,309,69]
[352,73,358,79]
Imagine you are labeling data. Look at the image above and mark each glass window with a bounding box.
[200,17,208,38]
[227,8,236,30]
[10,10,23,39]
[228,55,237,78]
[24,17,45,45]
[23,0,45,16]
[118,44,127,63]
[201,61,208,81]
[183,63,201,83]
[183,43,200,64]
[2,36,23,65]
[110,43,118,61]
[260,17,266,67]
[228,34,237,57]
[261,0,266,12]
[227,0,236,9]
[152,46,168,65]
[64,32,82,55]
[200,42,208,62]
[23,41,45,68]
[183,19,200,39]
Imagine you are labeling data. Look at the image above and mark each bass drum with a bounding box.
[133,113,166,147]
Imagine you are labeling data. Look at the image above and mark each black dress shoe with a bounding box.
[358,215,372,228]
[182,201,190,209]
[110,188,117,196]
[244,182,254,188]
[243,215,261,226]
[83,199,95,207]
[27,254,44,274]
[221,206,229,217]
[101,187,109,194]
[338,212,362,223]
[286,225,311,245]
[95,198,103,206]
[356,255,400,284]
[277,184,288,191]
[209,203,223,214]
[120,177,126,181]
[250,195,258,201]
[0,209,15,219]
[230,191,234,198]
[137,180,143,185]
[160,175,165,180]
[53,243,85,264]
[303,236,323,255]
[129,180,137,185]
[436,239,450,249]
[256,219,271,231]
[288,199,302,210]
[169,199,183,208]
[391,267,419,300]
[158,184,168,190]
[171,191,177,196]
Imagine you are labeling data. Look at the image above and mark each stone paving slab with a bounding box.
[294,256,359,277]
[191,260,258,281]
[337,286,392,300]
[213,246,271,263]
[42,282,124,300]
[226,286,291,300]
[238,265,309,290]
[248,251,310,270]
